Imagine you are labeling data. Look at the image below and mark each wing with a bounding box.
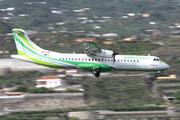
[83,41,101,56]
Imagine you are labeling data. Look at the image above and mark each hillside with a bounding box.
[66,75,163,107]
[0,0,180,36]
[0,21,12,33]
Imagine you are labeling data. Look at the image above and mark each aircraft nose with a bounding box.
[165,64,170,69]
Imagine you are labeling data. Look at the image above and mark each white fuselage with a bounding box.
[42,53,169,71]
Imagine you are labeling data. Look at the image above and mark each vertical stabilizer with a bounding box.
[12,29,43,56]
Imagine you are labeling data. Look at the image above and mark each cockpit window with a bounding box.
[153,58,161,61]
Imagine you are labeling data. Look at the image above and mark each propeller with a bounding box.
[112,42,119,65]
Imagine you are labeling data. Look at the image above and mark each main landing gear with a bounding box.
[92,68,100,77]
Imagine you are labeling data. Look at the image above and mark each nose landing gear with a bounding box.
[157,73,161,77]
[156,71,161,77]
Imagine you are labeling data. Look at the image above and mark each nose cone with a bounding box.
[165,64,170,70]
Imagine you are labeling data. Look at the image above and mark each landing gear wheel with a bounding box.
[156,73,161,77]
[92,68,100,77]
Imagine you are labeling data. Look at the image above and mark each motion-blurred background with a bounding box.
[0,0,180,120]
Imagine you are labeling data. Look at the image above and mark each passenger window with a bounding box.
[92,59,94,61]
[98,59,100,61]
[121,60,123,62]
[137,60,139,62]
[75,58,77,60]
[72,58,74,60]
[102,59,103,61]
[124,60,126,62]
[95,59,97,61]
[69,58,71,60]
[127,60,129,62]
[130,60,132,62]
[89,59,91,61]
[82,58,84,61]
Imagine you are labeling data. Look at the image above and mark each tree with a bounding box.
[13,85,29,92]
[151,12,166,20]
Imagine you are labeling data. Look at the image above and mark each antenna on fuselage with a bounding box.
[148,54,150,56]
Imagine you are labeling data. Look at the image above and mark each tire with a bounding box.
[157,73,161,77]
[92,68,100,77]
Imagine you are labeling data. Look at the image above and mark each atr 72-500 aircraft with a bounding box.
[11,29,169,77]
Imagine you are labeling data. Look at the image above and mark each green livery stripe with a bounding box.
[18,33,38,51]
[18,50,68,69]
[18,45,111,71]
[15,29,24,33]
[15,33,78,68]
[17,49,25,55]
[14,33,46,58]
[158,61,168,65]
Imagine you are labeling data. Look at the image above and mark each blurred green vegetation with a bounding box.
[0,106,166,120]
[0,70,164,106]
[173,91,180,100]
[13,85,82,93]
[0,71,44,88]
[157,86,180,89]
[0,0,180,36]
[157,79,180,83]
[0,21,12,33]
[66,76,163,107]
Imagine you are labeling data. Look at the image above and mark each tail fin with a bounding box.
[12,28,43,55]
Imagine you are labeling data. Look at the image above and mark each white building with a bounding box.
[6,8,15,11]
[127,13,135,16]
[35,76,65,88]
[77,17,88,20]
[73,10,85,12]
[102,33,118,37]
[102,16,111,19]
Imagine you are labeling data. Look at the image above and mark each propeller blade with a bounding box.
[113,54,115,64]
[113,42,117,65]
